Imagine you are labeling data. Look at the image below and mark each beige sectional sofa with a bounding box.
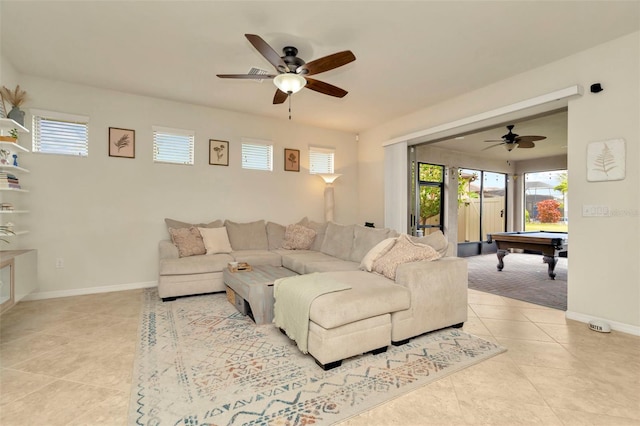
[158,218,468,369]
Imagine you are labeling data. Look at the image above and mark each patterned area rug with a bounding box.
[467,253,567,310]
[129,288,505,425]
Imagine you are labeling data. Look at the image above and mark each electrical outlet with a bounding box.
[582,205,610,217]
[55,258,64,268]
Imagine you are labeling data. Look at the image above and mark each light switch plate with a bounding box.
[582,205,610,217]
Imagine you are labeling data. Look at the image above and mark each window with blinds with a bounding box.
[241,139,273,171]
[153,126,194,165]
[309,146,335,174]
[31,109,89,156]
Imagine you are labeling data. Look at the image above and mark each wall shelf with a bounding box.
[0,118,29,133]
[0,165,30,173]
[0,188,28,193]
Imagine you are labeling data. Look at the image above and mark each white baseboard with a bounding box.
[22,281,157,301]
[565,310,640,336]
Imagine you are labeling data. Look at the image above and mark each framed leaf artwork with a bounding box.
[587,138,625,182]
[109,127,135,158]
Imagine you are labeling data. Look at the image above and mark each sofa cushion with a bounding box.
[168,227,206,257]
[231,250,282,267]
[266,221,286,250]
[304,260,360,274]
[281,224,317,250]
[159,253,233,275]
[410,230,449,257]
[349,225,392,262]
[373,234,441,280]
[306,221,328,251]
[165,218,222,230]
[198,226,232,254]
[281,251,337,275]
[309,271,411,329]
[224,220,268,250]
[360,237,397,272]
[320,222,354,260]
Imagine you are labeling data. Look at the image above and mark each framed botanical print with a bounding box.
[109,127,135,158]
[209,140,229,166]
[284,148,300,172]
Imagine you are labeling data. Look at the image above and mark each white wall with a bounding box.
[359,32,640,331]
[6,73,357,296]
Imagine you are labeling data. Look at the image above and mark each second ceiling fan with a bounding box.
[217,34,356,104]
[483,125,546,152]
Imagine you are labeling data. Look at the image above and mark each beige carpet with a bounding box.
[129,289,505,425]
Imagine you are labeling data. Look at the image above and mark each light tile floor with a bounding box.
[1,288,639,425]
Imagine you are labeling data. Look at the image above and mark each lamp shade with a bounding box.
[317,173,342,184]
[273,73,307,94]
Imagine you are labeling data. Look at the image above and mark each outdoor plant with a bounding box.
[536,199,562,223]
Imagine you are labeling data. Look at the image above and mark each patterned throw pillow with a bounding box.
[168,227,206,257]
[372,234,441,280]
[281,224,317,250]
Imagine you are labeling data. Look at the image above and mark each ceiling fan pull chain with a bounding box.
[288,94,292,120]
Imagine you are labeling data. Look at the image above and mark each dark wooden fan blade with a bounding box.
[517,140,535,148]
[482,142,505,151]
[516,135,546,142]
[216,74,276,79]
[297,51,356,76]
[273,89,288,104]
[245,34,288,72]
[305,78,348,98]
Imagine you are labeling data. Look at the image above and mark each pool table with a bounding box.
[486,231,568,279]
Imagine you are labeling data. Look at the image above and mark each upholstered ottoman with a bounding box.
[275,270,411,369]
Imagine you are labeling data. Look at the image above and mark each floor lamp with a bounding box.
[317,174,341,222]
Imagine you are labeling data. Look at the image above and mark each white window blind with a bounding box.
[309,146,335,174]
[31,109,89,156]
[241,139,273,171]
[153,126,194,165]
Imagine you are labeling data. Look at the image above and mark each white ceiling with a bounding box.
[1,1,638,160]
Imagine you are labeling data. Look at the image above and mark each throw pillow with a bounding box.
[168,227,206,257]
[281,224,317,250]
[320,222,355,260]
[165,218,222,231]
[410,230,449,256]
[372,234,441,280]
[359,237,397,272]
[350,225,392,262]
[266,222,286,250]
[198,226,232,254]
[306,221,328,251]
[224,220,268,250]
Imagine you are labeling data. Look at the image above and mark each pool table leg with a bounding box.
[496,249,508,271]
[543,255,558,279]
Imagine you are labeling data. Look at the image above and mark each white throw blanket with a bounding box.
[273,273,351,354]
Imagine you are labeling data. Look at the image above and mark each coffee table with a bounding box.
[223,265,298,325]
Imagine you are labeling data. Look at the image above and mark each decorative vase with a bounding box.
[7,106,25,126]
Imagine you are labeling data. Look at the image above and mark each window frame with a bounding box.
[152,126,195,165]
[309,146,335,174]
[241,138,273,171]
[31,108,90,157]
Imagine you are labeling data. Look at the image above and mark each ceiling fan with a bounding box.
[216,34,356,105]
[483,125,546,152]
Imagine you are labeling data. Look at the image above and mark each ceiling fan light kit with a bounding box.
[273,73,306,94]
